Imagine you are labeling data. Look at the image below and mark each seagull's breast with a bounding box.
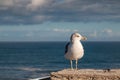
[65,41,84,60]
[71,42,84,53]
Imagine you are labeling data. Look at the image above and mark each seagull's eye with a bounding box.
[76,35,79,37]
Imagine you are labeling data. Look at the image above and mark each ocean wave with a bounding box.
[0,66,53,79]
[0,66,60,73]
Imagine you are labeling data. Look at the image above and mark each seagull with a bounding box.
[65,33,87,69]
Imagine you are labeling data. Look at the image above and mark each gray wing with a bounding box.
[65,42,70,54]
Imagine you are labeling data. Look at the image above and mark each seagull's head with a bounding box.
[70,33,87,42]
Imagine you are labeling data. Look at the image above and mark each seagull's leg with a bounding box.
[70,60,73,69]
[76,59,78,70]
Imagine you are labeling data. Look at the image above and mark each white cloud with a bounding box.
[27,0,54,11]
[103,29,112,33]
[102,29,113,36]
[89,30,97,37]
[87,29,113,40]
[53,28,81,33]
[33,15,47,22]
[0,0,14,10]
[53,28,71,32]
[0,0,14,6]
[73,29,79,32]
[25,32,34,37]
[81,3,102,11]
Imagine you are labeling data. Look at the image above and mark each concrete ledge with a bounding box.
[50,69,120,80]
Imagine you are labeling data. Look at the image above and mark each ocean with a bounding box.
[0,41,120,80]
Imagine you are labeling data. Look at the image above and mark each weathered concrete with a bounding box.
[50,69,120,80]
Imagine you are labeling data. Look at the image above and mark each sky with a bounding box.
[0,0,120,41]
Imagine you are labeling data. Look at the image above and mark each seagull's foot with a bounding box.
[75,66,78,70]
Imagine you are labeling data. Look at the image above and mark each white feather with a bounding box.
[65,40,84,60]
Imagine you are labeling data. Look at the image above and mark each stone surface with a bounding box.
[50,69,120,80]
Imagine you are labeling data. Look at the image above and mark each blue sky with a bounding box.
[0,0,120,41]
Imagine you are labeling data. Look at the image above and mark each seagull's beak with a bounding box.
[81,36,87,40]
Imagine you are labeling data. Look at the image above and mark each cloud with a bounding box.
[25,32,34,37]
[53,28,71,32]
[102,29,113,36]
[0,0,120,24]
[87,28,115,40]
[0,0,13,6]
[27,0,55,11]
[53,28,80,33]
[102,29,112,34]
[89,30,97,37]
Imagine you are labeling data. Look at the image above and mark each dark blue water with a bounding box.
[0,41,120,80]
